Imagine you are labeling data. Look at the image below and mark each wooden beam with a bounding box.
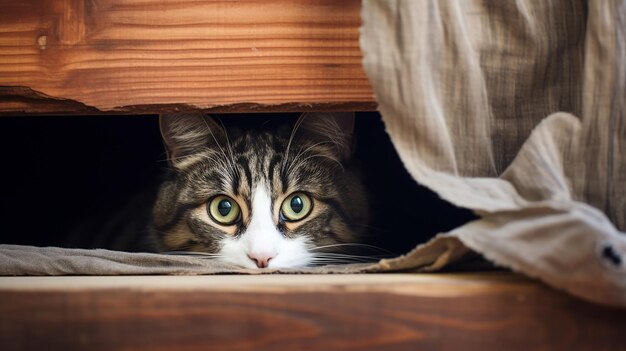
[1,273,625,350]
[0,0,375,115]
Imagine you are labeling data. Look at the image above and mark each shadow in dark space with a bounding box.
[0,112,475,254]
[353,112,477,254]
[0,115,164,248]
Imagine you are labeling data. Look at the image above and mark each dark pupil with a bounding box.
[290,196,304,213]
[217,199,232,216]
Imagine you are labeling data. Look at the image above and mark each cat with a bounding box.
[150,112,369,269]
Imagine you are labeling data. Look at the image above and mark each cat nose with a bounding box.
[247,252,274,268]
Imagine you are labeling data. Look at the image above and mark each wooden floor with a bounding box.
[1,272,625,350]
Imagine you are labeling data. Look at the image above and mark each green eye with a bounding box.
[281,192,312,222]
[208,195,241,225]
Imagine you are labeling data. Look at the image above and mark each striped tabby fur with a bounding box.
[151,112,369,268]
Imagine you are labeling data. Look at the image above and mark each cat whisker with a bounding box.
[285,140,334,174]
[282,113,308,174]
[161,148,232,172]
[312,256,388,262]
[309,261,370,265]
[214,117,238,176]
[308,257,378,266]
[310,243,395,254]
[202,116,237,176]
[312,256,384,262]
[200,153,230,170]
[311,253,385,262]
[162,251,223,257]
[162,250,221,256]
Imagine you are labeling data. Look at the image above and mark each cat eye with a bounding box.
[208,195,241,225]
[280,192,313,222]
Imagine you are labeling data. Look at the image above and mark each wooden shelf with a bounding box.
[1,272,625,350]
[0,0,374,115]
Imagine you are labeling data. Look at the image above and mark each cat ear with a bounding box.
[298,112,355,160]
[159,113,226,169]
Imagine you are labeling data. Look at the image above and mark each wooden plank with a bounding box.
[1,273,625,350]
[0,0,375,115]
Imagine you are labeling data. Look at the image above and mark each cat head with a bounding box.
[151,112,368,269]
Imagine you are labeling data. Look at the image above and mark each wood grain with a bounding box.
[1,273,625,350]
[0,0,375,115]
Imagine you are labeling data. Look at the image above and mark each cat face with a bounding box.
[151,113,368,269]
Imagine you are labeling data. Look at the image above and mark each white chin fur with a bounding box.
[218,236,312,269]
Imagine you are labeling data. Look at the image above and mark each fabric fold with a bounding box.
[360,0,626,306]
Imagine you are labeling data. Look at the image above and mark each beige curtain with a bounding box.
[360,0,626,306]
